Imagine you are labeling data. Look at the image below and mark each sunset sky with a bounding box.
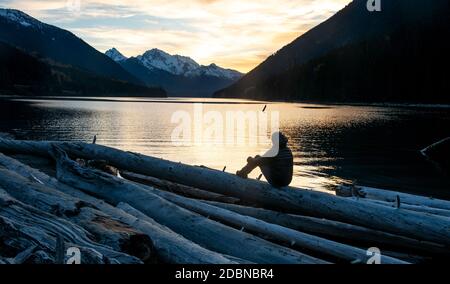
[0,0,351,72]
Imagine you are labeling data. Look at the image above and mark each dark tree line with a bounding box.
[216,1,450,104]
[0,41,166,97]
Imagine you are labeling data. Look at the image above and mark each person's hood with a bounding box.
[272,132,289,148]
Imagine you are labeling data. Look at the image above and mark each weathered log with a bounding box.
[121,171,450,255]
[1,250,56,264]
[116,202,254,264]
[203,201,448,256]
[382,251,431,264]
[0,154,243,264]
[7,153,57,178]
[2,139,450,247]
[135,187,406,263]
[0,165,155,262]
[0,153,240,264]
[23,250,54,264]
[0,164,157,263]
[0,246,37,264]
[0,198,125,265]
[107,205,244,264]
[348,197,450,219]
[0,189,141,264]
[338,185,450,211]
[121,170,241,204]
[121,171,450,227]
[10,245,37,264]
[50,146,327,264]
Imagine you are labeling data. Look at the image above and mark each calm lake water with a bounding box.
[1,97,449,198]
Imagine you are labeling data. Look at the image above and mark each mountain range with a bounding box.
[1,2,449,103]
[0,9,139,84]
[0,8,242,97]
[215,0,450,103]
[0,8,165,96]
[105,47,242,97]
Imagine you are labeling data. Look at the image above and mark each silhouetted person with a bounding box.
[237,132,294,188]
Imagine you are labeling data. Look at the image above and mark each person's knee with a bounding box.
[247,156,261,166]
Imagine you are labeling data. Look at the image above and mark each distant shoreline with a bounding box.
[1,95,450,108]
[0,95,263,105]
[288,100,450,109]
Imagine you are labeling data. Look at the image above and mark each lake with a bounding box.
[1,97,449,198]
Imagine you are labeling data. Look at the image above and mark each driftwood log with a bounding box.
[337,185,450,211]
[116,171,448,256]
[121,170,241,204]
[50,147,406,263]
[0,153,240,264]
[119,170,448,255]
[115,202,254,264]
[1,246,37,264]
[135,185,406,264]
[0,166,155,262]
[0,140,448,246]
[50,145,327,264]
[382,251,431,264]
[347,197,450,219]
[105,204,245,264]
[0,188,141,264]
[202,201,448,256]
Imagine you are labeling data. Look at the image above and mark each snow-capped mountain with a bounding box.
[104,47,242,96]
[131,48,242,80]
[105,47,128,62]
[0,8,140,84]
[0,9,43,29]
[185,63,242,81]
[105,48,243,81]
[108,47,243,97]
[137,48,200,75]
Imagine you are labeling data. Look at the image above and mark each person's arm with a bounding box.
[236,156,273,178]
[252,155,272,166]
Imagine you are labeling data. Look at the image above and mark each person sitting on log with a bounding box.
[236,132,294,188]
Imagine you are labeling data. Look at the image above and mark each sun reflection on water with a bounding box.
[3,97,402,193]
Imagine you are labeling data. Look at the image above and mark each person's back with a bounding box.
[236,132,294,188]
[264,144,294,187]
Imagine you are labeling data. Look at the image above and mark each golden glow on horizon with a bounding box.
[2,0,351,72]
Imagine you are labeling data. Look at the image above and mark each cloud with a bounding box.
[0,0,351,72]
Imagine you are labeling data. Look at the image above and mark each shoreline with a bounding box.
[1,95,450,108]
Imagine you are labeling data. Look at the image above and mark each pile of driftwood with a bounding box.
[0,139,449,264]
